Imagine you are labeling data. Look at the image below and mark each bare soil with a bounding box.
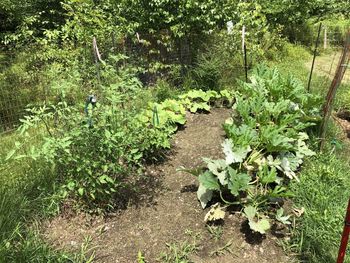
[336,110,350,139]
[43,108,293,263]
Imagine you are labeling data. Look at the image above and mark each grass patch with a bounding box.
[291,152,350,262]
[290,120,350,263]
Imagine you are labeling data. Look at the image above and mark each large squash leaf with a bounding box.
[222,139,251,165]
[227,167,251,196]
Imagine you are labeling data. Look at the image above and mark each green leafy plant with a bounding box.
[186,65,322,234]
[243,206,271,234]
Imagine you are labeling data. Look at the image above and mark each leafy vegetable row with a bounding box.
[190,65,322,234]
[6,85,234,211]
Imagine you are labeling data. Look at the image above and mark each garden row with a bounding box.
[6,75,235,212]
[188,65,323,234]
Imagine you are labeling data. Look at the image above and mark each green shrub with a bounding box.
[7,70,174,211]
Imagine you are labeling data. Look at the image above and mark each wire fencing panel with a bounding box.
[0,51,28,134]
[1,26,349,135]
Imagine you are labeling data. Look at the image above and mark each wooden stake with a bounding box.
[242,25,246,53]
[92,37,102,86]
[244,44,248,82]
[307,23,323,92]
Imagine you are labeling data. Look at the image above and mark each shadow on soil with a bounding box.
[240,220,265,245]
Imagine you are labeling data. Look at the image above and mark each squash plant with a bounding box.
[189,66,322,234]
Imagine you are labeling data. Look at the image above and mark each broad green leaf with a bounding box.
[67,181,75,191]
[244,206,257,221]
[99,175,107,184]
[204,158,227,185]
[249,218,270,234]
[276,208,291,225]
[222,139,251,165]
[296,139,315,157]
[105,129,111,139]
[228,167,251,196]
[78,188,84,196]
[197,184,213,209]
[198,171,220,191]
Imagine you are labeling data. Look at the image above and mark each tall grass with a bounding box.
[0,157,66,262]
[0,130,89,262]
[290,121,350,262]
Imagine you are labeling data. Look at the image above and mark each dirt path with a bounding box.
[43,108,293,263]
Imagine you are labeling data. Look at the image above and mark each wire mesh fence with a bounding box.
[0,26,349,135]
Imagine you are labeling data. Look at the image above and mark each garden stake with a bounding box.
[93,37,102,88]
[307,23,322,92]
[152,105,160,127]
[244,44,248,82]
[337,198,350,263]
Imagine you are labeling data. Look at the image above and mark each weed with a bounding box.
[137,251,146,263]
[159,230,201,263]
[209,240,234,257]
[206,225,223,241]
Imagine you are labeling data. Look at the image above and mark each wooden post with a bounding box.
[242,26,248,82]
[244,44,248,83]
[307,23,323,92]
[320,30,350,150]
[92,37,102,87]
[242,25,246,54]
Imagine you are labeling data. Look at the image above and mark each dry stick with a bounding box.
[307,23,323,92]
[92,37,102,87]
[319,30,350,150]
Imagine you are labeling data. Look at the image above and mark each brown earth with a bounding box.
[336,110,350,139]
[43,108,294,263]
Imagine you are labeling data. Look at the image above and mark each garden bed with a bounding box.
[42,108,293,263]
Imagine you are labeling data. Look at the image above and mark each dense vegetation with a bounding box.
[1,0,350,262]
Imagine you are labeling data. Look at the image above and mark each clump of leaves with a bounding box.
[178,89,234,113]
[186,65,321,234]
